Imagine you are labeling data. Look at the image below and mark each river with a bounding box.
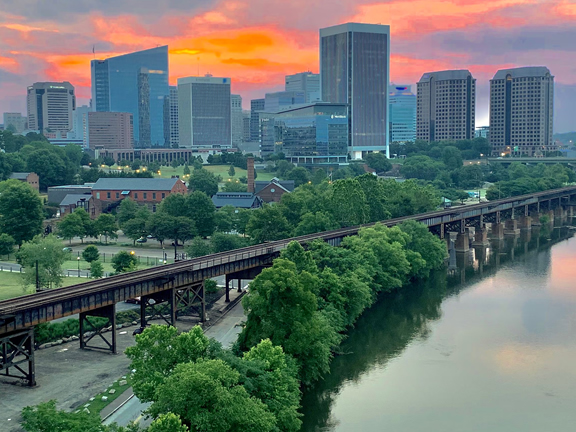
[301,223,576,432]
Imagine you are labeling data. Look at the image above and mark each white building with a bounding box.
[27,82,75,134]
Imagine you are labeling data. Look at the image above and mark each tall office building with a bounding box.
[285,72,320,103]
[489,67,554,156]
[416,70,476,142]
[177,76,231,149]
[231,94,243,147]
[90,46,169,147]
[389,84,416,143]
[250,98,265,142]
[264,91,306,113]
[71,105,91,140]
[85,112,133,150]
[168,86,179,147]
[2,113,27,133]
[27,82,75,133]
[320,22,390,159]
[242,110,251,143]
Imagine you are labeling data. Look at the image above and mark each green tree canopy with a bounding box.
[186,191,216,238]
[57,212,85,244]
[90,260,104,278]
[364,152,392,173]
[0,233,15,256]
[117,198,139,226]
[111,251,137,273]
[82,245,100,263]
[17,235,67,290]
[95,214,118,244]
[186,237,212,258]
[246,205,292,243]
[188,168,219,197]
[0,180,44,245]
[285,167,310,187]
[329,178,368,227]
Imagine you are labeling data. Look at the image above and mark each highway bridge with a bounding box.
[2,185,576,386]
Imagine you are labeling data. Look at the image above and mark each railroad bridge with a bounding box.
[2,185,576,386]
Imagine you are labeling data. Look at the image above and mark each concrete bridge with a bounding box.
[2,185,576,386]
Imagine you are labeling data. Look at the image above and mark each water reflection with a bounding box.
[301,223,576,432]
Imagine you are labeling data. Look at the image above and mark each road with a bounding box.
[103,300,245,428]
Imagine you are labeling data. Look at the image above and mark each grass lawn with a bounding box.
[78,374,134,417]
[156,164,276,182]
[0,272,81,301]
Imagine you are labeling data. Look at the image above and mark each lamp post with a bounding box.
[77,256,81,276]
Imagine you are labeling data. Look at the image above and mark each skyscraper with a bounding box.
[264,91,306,113]
[2,113,27,133]
[231,94,243,148]
[285,72,320,103]
[177,76,231,149]
[320,22,390,159]
[27,82,75,133]
[416,70,476,142]
[86,112,133,150]
[489,67,554,156]
[250,98,265,142]
[168,86,179,147]
[90,46,169,147]
[389,84,416,143]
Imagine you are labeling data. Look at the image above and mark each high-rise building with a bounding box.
[389,84,416,143]
[475,126,490,139]
[71,105,91,140]
[231,94,243,148]
[242,110,251,143]
[90,46,169,147]
[250,98,265,142]
[86,112,133,150]
[489,67,554,156]
[416,70,476,142]
[177,76,231,149]
[2,113,27,133]
[168,86,179,147]
[285,72,320,103]
[264,91,306,113]
[27,82,75,133]
[320,23,390,159]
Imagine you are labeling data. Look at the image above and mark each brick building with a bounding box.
[254,178,294,203]
[9,172,40,192]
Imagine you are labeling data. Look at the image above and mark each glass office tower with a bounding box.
[91,46,169,147]
[320,23,390,159]
[389,84,416,143]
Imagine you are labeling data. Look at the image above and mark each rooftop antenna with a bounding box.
[92,45,95,59]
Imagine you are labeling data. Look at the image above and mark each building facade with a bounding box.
[71,105,91,141]
[86,112,133,150]
[177,76,231,149]
[320,23,390,159]
[260,102,349,163]
[27,82,75,134]
[242,110,251,143]
[168,86,179,147]
[389,84,416,143]
[90,46,169,147]
[264,91,306,113]
[231,94,243,148]
[417,70,476,142]
[489,67,554,156]
[475,126,490,139]
[9,172,39,192]
[2,113,27,133]
[285,72,320,103]
[250,98,265,142]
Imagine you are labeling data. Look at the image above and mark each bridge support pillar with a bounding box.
[518,216,532,230]
[445,232,457,248]
[547,210,555,222]
[530,212,541,226]
[466,227,475,240]
[0,328,36,387]
[173,283,206,323]
[554,207,566,219]
[490,223,504,239]
[80,304,117,354]
[567,207,574,218]
[472,227,489,246]
[454,232,470,252]
[504,219,520,236]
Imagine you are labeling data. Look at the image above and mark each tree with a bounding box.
[149,359,277,432]
[356,174,391,222]
[294,211,339,236]
[400,155,444,181]
[0,180,44,245]
[246,205,292,244]
[222,181,247,192]
[286,167,310,187]
[117,198,139,226]
[186,237,212,258]
[17,235,67,290]
[329,178,368,227]
[442,146,463,170]
[95,214,118,244]
[214,206,234,232]
[210,233,248,253]
[152,216,196,258]
[228,164,236,177]
[82,245,100,263]
[26,148,69,189]
[0,233,15,256]
[111,251,137,273]
[397,220,447,279]
[21,400,104,432]
[311,168,327,185]
[183,164,191,176]
[73,208,96,242]
[148,413,189,432]
[186,191,216,238]
[90,260,104,278]
[57,212,85,244]
[123,218,148,245]
[188,168,219,197]
[364,152,392,173]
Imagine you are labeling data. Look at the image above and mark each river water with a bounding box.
[301,224,576,432]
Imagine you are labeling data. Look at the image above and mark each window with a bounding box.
[96,192,100,199]
[153,192,156,200]
[162,193,165,199]
[107,192,111,199]
[134,193,138,199]
[116,193,119,199]
[143,192,147,200]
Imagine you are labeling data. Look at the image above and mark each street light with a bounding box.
[77,256,81,276]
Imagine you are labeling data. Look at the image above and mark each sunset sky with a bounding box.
[1,0,575,132]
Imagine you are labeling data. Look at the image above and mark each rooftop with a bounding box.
[493,66,552,80]
[92,177,180,191]
[60,193,93,206]
[254,178,295,194]
[211,192,263,209]
[419,70,473,83]
[9,172,32,180]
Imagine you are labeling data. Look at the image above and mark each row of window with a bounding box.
[103,191,166,200]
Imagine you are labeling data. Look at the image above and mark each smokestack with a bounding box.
[247,157,255,193]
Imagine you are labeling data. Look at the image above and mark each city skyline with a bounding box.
[1,1,575,132]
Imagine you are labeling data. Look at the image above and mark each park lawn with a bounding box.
[79,374,134,417]
[156,165,276,182]
[0,272,81,301]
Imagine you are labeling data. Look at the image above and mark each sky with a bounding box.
[1,0,575,132]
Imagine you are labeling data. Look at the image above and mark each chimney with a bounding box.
[247,157,255,193]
